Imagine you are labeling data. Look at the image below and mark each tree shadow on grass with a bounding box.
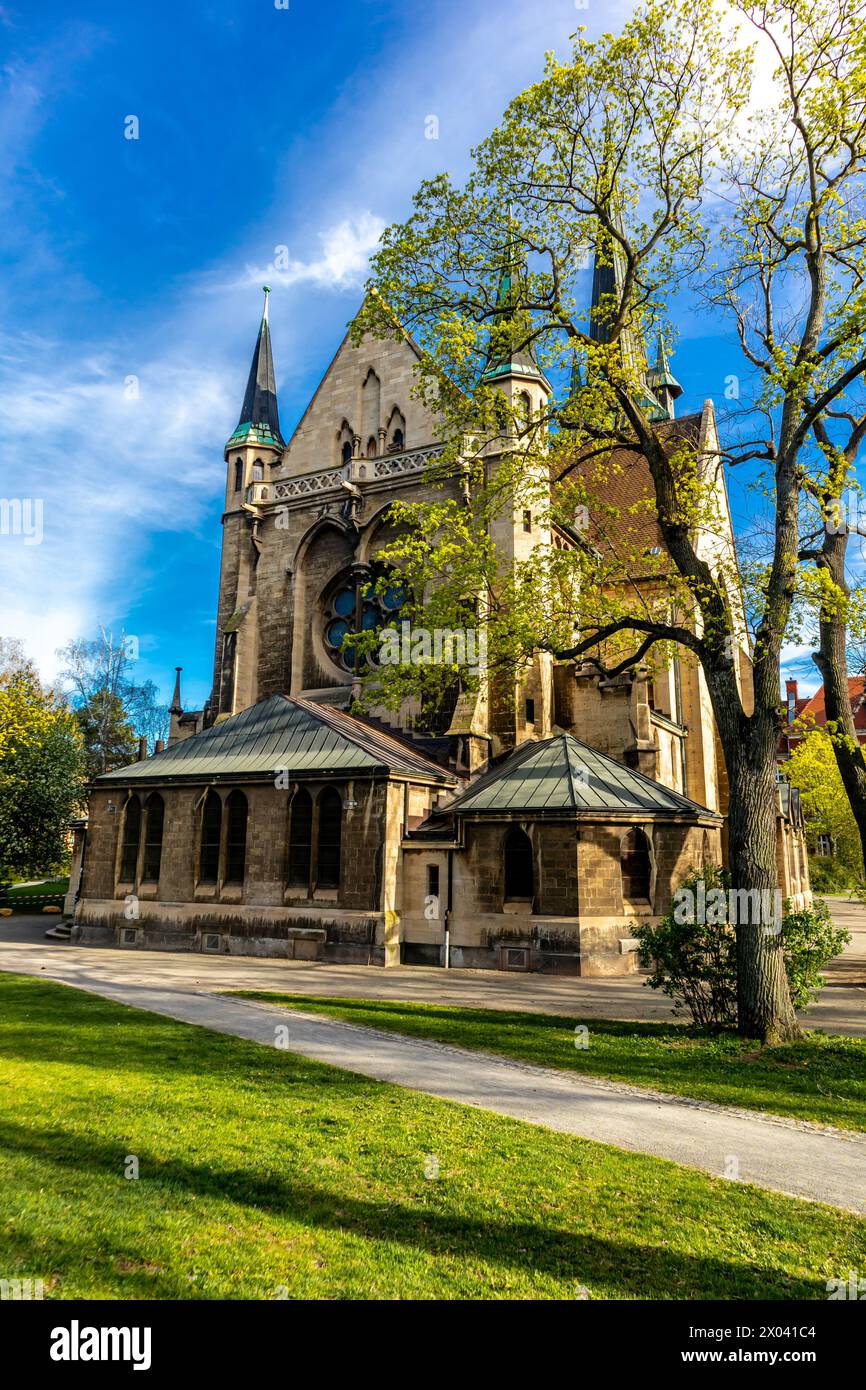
[0,1117,833,1301]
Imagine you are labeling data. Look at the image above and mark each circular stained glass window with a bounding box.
[322,563,408,672]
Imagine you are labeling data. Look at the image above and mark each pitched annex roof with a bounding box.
[444,732,720,819]
[95,694,456,786]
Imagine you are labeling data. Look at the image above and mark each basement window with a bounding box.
[501,946,530,971]
[120,927,138,946]
[203,933,222,953]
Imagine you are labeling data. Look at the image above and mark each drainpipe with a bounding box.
[444,847,453,969]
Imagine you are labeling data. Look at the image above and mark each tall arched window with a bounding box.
[504,826,534,901]
[225,790,248,884]
[701,830,712,868]
[621,828,651,903]
[366,436,377,458]
[234,458,243,492]
[199,791,222,884]
[142,793,165,882]
[288,789,313,887]
[341,440,353,464]
[391,427,404,451]
[120,795,142,883]
[252,459,264,482]
[317,788,342,888]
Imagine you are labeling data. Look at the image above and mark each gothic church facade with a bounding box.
[70,279,810,974]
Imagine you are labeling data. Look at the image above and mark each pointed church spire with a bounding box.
[226,286,285,451]
[480,210,550,389]
[169,666,183,717]
[646,334,683,419]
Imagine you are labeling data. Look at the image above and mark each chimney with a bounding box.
[785,679,798,725]
[154,739,165,754]
[138,736,147,761]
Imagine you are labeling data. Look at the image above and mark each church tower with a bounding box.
[209,287,285,722]
[477,223,555,751]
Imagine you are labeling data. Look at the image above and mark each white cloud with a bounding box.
[237,213,387,294]
[0,330,230,678]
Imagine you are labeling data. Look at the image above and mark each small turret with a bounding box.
[168,666,183,746]
[480,214,551,397]
[646,334,683,420]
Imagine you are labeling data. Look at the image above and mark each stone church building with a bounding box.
[70,261,810,975]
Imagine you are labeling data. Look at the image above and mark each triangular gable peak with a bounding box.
[282,299,442,477]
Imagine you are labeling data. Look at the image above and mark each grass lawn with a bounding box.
[231,993,866,1133]
[0,975,863,1300]
[6,878,68,898]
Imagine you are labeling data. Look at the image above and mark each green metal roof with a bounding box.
[445,733,720,819]
[95,694,456,786]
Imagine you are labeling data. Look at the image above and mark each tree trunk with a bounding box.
[814,525,866,875]
[705,664,801,1042]
[725,753,800,1041]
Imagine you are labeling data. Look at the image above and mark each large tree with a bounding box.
[354,0,866,1040]
[0,658,84,880]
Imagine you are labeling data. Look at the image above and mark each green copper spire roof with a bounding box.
[646,334,683,402]
[480,215,550,389]
[227,286,285,451]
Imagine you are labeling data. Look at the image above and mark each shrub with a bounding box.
[635,867,850,1029]
[782,898,850,1011]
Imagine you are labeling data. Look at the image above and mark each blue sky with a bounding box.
[0,0,819,710]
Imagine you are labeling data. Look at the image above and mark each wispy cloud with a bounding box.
[235,212,386,293]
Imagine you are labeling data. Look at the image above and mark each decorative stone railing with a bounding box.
[271,443,442,501]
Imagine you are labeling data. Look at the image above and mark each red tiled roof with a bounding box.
[793,678,866,732]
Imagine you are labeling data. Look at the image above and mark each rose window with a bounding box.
[323,564,407,671]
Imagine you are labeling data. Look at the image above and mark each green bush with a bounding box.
[782,898,851,1011]
[807,855,860,896]
[635,867,850,1028]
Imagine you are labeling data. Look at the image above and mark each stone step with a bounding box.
[44,923,73,942]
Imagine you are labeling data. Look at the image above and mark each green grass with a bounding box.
[232,993,866,1133]
[0,974,863,1300]
[6,878,68,898]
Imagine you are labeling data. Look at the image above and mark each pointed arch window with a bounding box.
[120,795,142,883]
[288,788,313,886]
[621,828,651,903]
[316,788,343,888]
[142,793,165,882]
[199,791,222,884]
[504,826,534,901]
[366,436,377,459]
[341,440,353,465]
[225,790,248,884]
[234,458,243,493]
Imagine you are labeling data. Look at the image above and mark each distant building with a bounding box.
[780,677,866,758]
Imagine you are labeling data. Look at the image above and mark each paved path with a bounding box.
[1,929,865,1213]
[1,900,864,1033]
